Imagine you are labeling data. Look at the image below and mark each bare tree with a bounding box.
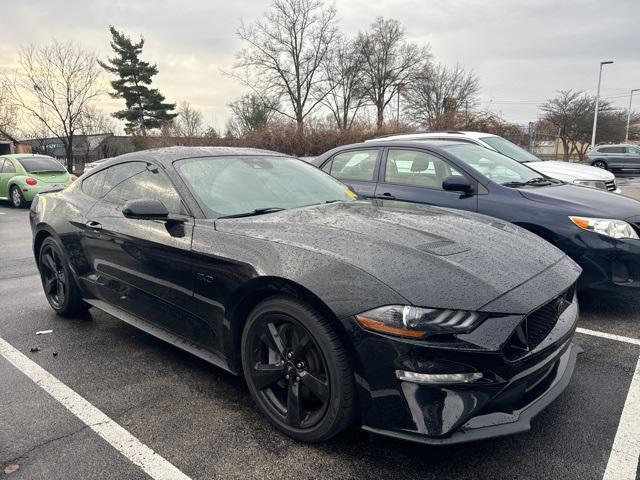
[541,90,602,160]
[356,17,430,129]
[4,41,103,172]
[78,106,118,135]
[228,93,278,136]
[0,87,18,135]
[233,0,337,133]
[321,37,366,130]
[173,101,205,137]
[403,63,480,127]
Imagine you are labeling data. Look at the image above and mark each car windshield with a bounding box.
[176,155,356,217]
[480,136,540,163]
[443,144,543,185]
[17,156,66,173]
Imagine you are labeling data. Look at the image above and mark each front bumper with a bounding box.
[363,342,581,445]
[557,229,640,291]
[349,290,580,445]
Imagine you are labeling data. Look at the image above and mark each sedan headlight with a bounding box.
[569,216,639,239]
[572,180,607,190]
[355,305,483,339]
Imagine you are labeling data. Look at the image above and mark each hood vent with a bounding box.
[415,239,469,256]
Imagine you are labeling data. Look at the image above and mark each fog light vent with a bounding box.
[395,370,483,385]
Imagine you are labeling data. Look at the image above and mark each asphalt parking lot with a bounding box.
[1,176,639,480]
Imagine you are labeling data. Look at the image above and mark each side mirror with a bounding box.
[122,199,169,220]
[442,175,473,193]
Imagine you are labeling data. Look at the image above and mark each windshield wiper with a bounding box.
[524,177,552,185]
[502,177,552,187]
[216,207,286,219]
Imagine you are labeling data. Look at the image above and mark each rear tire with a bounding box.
[38,237,87,316]
[10,185,26,208]
[241,296,356,443]
[592,160,608,170]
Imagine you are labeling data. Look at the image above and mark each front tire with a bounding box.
[241,296,356,442]
[10,185,26,208]
[592,160,608,170]
[38,237,87,316]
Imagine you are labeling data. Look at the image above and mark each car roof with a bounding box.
[313,140,472,164]
[96,146,289,169]
[594,144,637,148]
[364,131,498,142]
[0,153,57,160]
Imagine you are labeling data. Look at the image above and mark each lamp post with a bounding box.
[591,60,614,147]
[625,89,640,143]
[395,83,405,128]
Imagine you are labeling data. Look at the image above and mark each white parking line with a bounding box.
[576,327,640,346]
[602,357,640,480]
[575,327,640,480]
[0,336,192,480]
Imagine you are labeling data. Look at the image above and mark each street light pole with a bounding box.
[625,88,640,143]
[591,60,614,147]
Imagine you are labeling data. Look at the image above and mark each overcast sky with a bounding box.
[1,0,639,133]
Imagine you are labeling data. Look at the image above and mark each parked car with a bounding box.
[0,154,75,208]
[31,146,581,445]
[313,140,640,292]
[585,144,640,171]
[368,131,621,193]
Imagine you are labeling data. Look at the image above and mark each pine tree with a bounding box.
[99,26,177,135]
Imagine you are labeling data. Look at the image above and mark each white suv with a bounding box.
[367,131,621,193]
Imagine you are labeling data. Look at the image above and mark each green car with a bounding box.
[0,154,75,208]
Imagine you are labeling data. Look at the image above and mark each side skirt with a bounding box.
[84,299,234,374]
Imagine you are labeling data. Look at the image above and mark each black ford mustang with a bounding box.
[30,146,582,445]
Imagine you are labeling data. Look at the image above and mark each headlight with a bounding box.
[569,216,639,239]
[572,180,607,190]
[355,305,483,338]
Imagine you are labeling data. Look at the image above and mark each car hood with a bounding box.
[215,201,577,313]
[517,184,640,220]
[527,161,614,181]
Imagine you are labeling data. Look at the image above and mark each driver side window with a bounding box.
[385,149,462,190]
[103,166,184,214]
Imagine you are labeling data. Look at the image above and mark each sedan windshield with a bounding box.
[176,155,356,217]
[443,144,544,186]
[480,136,540,163]
[18,156,66,173]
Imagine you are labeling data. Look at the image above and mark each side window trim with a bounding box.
[102,162,188,216]
[326,147,382,184]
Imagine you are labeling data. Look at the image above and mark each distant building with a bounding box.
[0,128,31,155]
[20,133,223,168]
[21,133,136,167]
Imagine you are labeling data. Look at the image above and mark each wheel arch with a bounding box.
[223,276,359,376]
[33,226,56,265]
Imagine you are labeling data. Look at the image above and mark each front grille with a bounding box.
[504,286,574,360]
[606,180,616,191]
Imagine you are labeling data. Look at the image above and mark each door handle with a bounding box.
[85,220,102,231]
[375,193,396,200]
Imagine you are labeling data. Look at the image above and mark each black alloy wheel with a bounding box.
[241,296,355,442]
[593,160,608,170]
[38,237,87,316]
